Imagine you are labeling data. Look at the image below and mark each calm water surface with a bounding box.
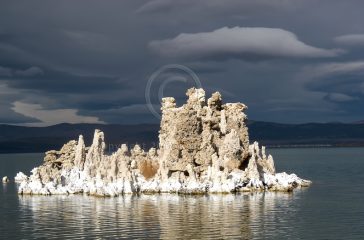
[0,148,363,239]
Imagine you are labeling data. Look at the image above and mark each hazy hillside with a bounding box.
[248,121,364,147]
[0,123,159,153]
[0,121,363,153]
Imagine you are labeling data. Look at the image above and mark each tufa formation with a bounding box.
[17,88,311,196]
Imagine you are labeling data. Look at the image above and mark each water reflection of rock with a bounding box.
[18,192,302,239]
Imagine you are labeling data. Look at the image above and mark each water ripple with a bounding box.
[6,192,304,239]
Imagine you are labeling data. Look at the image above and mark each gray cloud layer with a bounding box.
[335,34,364,46]
[150,27,343,60]
[1,0,364,125]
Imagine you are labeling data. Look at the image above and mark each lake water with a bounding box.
[1,148,363,239]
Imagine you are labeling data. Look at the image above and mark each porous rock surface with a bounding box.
[17,88,311,196]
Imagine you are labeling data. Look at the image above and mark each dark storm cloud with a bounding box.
[14,66,44,77]
[0,103,41,124]
[136,0,303,15]
[297,61,364,121]
[5,69,124,94]
[301,62,364,94]
[1,0,364,125]
[324,93,358,103]
[0,84,41,124]
[0,66,12,77]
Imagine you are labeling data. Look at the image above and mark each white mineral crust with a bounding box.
[14,172,28,182]
[17,88,311,196]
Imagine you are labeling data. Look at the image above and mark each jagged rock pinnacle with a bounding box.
[17,88,311,196]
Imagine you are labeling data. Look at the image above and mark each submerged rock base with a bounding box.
[18,88,311,196]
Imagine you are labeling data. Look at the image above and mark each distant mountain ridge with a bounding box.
[247,121,364,147]
[0,121,364,153]
[353,120,364,124]
[0,123,159,153]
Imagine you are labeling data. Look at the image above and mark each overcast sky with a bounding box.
[1,0,364,126]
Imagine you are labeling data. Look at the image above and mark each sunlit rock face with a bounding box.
[18,88,311,196]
